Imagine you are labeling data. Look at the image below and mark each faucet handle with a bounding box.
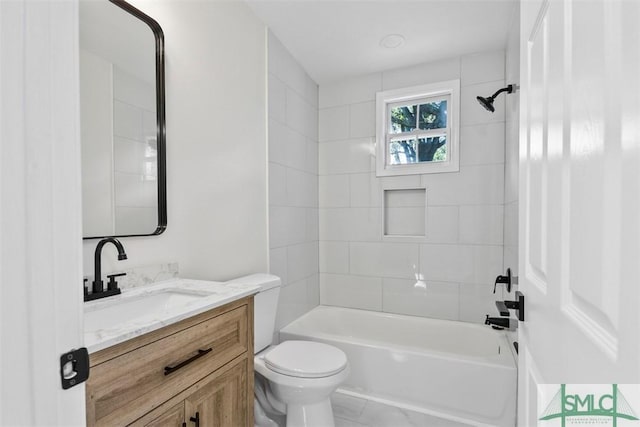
[83,277,89,298]
[106,272,126,291]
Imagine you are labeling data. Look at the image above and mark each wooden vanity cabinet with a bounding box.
[86,296,254,427]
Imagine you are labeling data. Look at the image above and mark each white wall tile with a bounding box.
[268,74,287,124]
[458,283,497,323]
[460,123,505,166]
[306,208,319,241]
[425,206,459,243]
[268,119,289,166]
[287,168,317,208]
[384,207,425,237]
[275,279,309,330]
[319,241,349,274]
[287,241,318,283]
[305,78,319,109]
[349,242,419,279]
[349,101,375,138]
[319,138,374,175]
[319,208,381,242]
[460,80,506,126]
[382,57,461,91]
[319,72,382,108]
[268,31,320,331]
[459,205,504,245]
[269,206,307,248]
[319,105,350,142]
[421,164,504,205]
[382,278,459,320]
[350,173,379,208]
[305,138,319,175]
[269,247,288,285]
[268,162,287,206]
[307,273,320,308]
[320,273,382,310]
[286,87,313,138]
[319,174,350,208]
[384,188,425,207]
[285,128,308,170]
[268,32,309,100]
[419,244,503,285]
[461,51,505,86]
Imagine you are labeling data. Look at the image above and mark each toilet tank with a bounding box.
[227,274,281,353]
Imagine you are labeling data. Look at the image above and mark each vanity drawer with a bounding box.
[86,303,249,427]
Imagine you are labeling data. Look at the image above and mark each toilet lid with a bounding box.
[264,341,347,378]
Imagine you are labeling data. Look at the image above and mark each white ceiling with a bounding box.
[246,0,516,85]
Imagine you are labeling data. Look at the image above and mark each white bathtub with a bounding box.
[279,306,517,427]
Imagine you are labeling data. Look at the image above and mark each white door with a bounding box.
[0,0,85,424]
[519,0,640,425]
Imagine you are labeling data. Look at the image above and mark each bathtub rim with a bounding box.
[279,305,517,370]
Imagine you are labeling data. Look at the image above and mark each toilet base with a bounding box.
[286,398,334,427]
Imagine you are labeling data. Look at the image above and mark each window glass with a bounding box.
[418,100,447,130]
[389,104,417,133]
[418,136,447,162]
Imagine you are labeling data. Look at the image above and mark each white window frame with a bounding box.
[376,80,460,176]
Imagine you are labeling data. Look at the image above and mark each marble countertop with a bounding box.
[84,277,260,354]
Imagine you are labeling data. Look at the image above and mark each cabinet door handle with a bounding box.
[164,348,212,376]
[190,412,200,427]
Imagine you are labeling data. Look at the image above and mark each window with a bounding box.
[376,80,460,176]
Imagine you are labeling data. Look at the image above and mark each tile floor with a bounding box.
[331,392,470,427]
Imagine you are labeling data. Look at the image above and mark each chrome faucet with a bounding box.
[85,238,127,302]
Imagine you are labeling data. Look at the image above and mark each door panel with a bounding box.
[184,357,249,427]
[519,0,640,424]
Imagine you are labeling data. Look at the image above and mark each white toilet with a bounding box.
[237,274,349,427]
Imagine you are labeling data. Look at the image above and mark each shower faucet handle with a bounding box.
[493,268,512,293]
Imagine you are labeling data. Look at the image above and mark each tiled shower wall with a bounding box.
[267,32,320,330]
[318,51,507,323]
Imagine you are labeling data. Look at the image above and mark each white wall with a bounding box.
[82,1,268,282]
[504,3,520,285]
[318,52,507,323]
[267,32,320,330]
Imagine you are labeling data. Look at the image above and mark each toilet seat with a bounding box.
[264,340,347,378]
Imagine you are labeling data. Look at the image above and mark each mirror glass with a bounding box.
[79,0,166,239]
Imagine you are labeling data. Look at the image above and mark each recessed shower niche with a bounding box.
[382,187,427,238]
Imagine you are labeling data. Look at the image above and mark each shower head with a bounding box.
[476,95,495,112]
[476,84,516,113]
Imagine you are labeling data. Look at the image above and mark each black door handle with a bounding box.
[190,412,200,427]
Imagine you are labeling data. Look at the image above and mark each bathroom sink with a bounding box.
[84,288,211,333]
[83,277,262,353]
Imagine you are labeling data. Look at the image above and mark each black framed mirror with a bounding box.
[79,0,166,239]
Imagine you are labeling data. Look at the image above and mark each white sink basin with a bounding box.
[84,288,211,333]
